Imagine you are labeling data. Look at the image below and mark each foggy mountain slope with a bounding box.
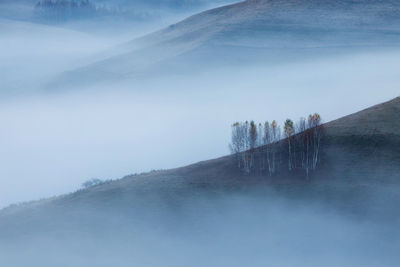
[59,0,400,86]
[1,97,400,226]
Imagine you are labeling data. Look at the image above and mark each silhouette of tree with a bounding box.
[284,119,294,171]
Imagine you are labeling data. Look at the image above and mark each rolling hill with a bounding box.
[1,96,400,236]
[59,0,400,86]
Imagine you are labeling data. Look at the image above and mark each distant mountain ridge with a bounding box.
[0,0,233,22]
[59,0,400,86]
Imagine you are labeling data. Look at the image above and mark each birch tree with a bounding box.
[258,123,265,172]
[270,120,280,174]
[230,122,242,168]
[263,121,272,176]
[284,119,294,171]
[308,113,322,170]
[248,121,258,173]
[296,117,307,174]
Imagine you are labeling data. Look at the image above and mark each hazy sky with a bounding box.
[0,18,400,208]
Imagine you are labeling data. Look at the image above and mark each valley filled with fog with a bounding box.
[1,18,400,207]
[1,192,400,267]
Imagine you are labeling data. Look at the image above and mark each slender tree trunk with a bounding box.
[288,138,292,171]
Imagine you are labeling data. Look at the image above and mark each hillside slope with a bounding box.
[325,97,400,136]
[1,97,400,231]
[60,0,400,85]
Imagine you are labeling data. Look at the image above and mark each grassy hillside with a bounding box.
[1,97,399,229]
[325,97,400,136]
[58,0,400,86]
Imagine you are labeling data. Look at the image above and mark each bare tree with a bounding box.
[296,117,307,174]
[308,113,322,170]
[263,121,272,176]
[284,119,295,171]
[242,121,250,173]
[258,123,265,173]
[270,120,280,174]
[249,121,257,151]
[230,122,242,168]
[297,114,323,178]
[248,121,258,173]
[229,121,251,173]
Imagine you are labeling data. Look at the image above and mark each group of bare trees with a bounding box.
[230,114,323,178]
[35,0,96,11]
[34,0,108,21]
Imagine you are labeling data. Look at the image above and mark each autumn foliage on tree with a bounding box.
[230,113,323,178]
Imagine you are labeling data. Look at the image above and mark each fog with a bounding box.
[1,18,400,207]
[1,29,400,207]
[1,192,400,267]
